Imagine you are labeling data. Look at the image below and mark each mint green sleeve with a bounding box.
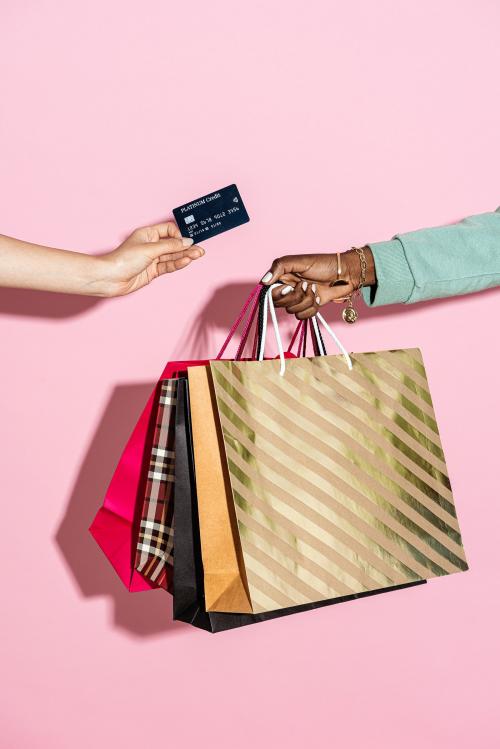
[361,207,500,306]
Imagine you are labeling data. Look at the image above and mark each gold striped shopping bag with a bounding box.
[203,289,468,614]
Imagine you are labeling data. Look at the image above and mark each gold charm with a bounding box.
[342,306,358,323]
[342,297,358,324]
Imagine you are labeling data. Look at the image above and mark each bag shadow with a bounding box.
[170,280,294,359]
[53,282,263,638]
[54,382,186,637]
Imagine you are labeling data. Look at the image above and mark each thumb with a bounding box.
[260,254,314,285]
[261,260,283,285]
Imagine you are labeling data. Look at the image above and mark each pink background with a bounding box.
[1,1,499,746]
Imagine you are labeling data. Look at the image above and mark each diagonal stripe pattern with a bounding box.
[210,349,468,613]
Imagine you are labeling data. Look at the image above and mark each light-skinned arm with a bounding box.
[0,222,204,297]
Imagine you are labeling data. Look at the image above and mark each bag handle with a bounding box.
[234,288,261,360]
[258,285,352,374]
[287,321,302,354]
[257,287,307,360]
[316,311,352,368]
[289,319,326,357]
[258,283,286,375]
[216,284,262,360]
[311,316,327,356]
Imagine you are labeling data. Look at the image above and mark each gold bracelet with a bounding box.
[342,246,367,324]
[353,246,367,290]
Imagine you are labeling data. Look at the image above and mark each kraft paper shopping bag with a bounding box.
[187,365,252,613]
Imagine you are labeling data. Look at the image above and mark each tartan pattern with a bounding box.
[135,379,177,589]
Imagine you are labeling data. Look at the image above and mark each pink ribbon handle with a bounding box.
[235,289,261,360]
[287,321,303,354]
[216,283,263,360]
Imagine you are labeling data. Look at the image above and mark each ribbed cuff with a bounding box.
[361,238,415,307]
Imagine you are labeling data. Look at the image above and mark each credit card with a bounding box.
[173,184,249,242]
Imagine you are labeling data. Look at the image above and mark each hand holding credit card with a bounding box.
[173,184,249,242]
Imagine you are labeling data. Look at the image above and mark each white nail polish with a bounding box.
[182,237,194,247]
[316,296,321,305]
[311,283,317,293]
[261,271,273,283]
[302,281,308,292]
[281,285,294,296]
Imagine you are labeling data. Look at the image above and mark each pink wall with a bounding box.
[1,1,499,747]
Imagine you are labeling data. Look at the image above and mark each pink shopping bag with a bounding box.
[89,284,268,591]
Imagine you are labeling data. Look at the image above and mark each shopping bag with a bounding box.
[89,283,264,591]
[173,378,423,632]
[188,365,252,612]
[194,285,468,613]
[184,288,307,610]
[89,363,213,591]
[134,379,177,591]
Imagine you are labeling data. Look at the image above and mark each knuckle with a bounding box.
[298,308,314,320]
[135,226,156,242]
[146,227,160,243]
[165,221,179,237]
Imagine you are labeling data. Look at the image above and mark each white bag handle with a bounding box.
[315,312,352,369]
[311,316,327,356]
[258,285,352,375]
[258,283,286,375]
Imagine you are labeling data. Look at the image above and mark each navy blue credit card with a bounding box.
[173,184,249,242]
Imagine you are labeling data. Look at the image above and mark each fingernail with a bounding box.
[316,295,321,305]
[281,285,294,296]
[261,271,273,283]
[312,283,317,293]
[301,281,308,292]
[182,237,194,247]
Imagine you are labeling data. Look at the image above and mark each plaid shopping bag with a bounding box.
[134,380,178,590]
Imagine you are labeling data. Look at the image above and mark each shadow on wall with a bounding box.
[171,280,297,359]
[54,281,264,638]
[171,279,483,361]
[54,382,187,637]
[0,287,101,318]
